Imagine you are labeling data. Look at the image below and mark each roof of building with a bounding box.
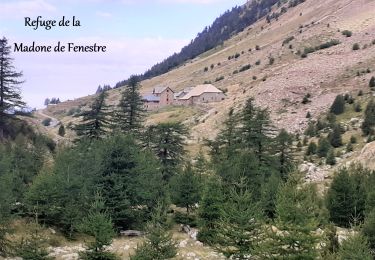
[153,86,174,94]
[179,84,223,100]
[142,95,160,102]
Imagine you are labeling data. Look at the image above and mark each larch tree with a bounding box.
[112,75,144,135]
[0,37,25,137]
[74,91,111,140]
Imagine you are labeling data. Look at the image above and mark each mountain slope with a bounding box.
[43,0,375,148]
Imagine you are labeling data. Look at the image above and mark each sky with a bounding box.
[0,0,246,108]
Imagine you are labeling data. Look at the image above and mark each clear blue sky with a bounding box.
[0,0,246,108]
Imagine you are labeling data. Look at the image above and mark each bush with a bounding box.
[330,95,345,115]
[234,53,240,59]
[239,64,251,72]
[342,30,352,37]
[42,118,52,126]
[353,43,360,50]
[282,36,295,46]
[255,60,261,65]
[301,52,308,58]
[370,76,375,88]
[326,149,336,165]
[58,125,65,137]
[204,67,208,72]
[174,212,198,227]
[215,76,224,82]
[255,45,260,50]
[269,57,275,65]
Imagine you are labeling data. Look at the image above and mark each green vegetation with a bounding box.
[282,36,295,46]
[330,95,345,115]
[42,118,52,126]
[301,39,340,57]
[353,43,360,50]
[341,30,353,37]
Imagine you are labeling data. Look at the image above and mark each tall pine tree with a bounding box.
[112,75,144,135]
[0,37,25,137]
[74,91,111,140]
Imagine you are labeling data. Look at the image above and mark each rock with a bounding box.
[350,117,359,125]
[189,229,198,240]
[355,141,375,170]
[49,228,56,234]
[61,253,79,260]
[124,245,130,250]
[195,241,203,247]
[336,227,357,245]
[187,252,196,257]
[120,230,143,237]
[180,224,191,234]
[179,239,188,248]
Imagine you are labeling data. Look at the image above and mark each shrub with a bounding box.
[239,64,251,72]
[174,212,198,227]
[306,112,311,118]
[350,135,357,144]
[210,64,214,69]
[204,67,208,72]
[269,57,275,65]
[330,95,345,115]
[255,45,260,50]
[42,118,52,126]
[342,30,352,37]
[369,77,375,88]
[282,36,295,46]
[234,53,240,59]
[301,52,308,58]
[255,60,261,65]
[215,76,224,82]
[306,141,317,155]
[353,43,360,50]
[252,76,257,80]
[354,103,362,112]
[233,70,239,75]
[358,90,364,96]
[58,125,65,137]
[326,149,336,165]
[302,94,311,104]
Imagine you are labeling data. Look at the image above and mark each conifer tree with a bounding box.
[130,204,177,260]
[143,122,188,180]
[337,234,373,260]
[58,124,65,137]
[326,149,336,165]
[215,178,264,259]
[369,76,375,89]
[0,37,25,137]
[260,173,281,220]
[317,137,331,158]
[275,129,294,180]
[240,98,275,164]
[326,167,366,227]
[261,175,321,259]
[362,99,375,136]
[330,95,345,115]
[328,124,343,148]
[363,209,375,250]
[112,75,144,134]
[306,141,317,155]
[171,164,201,213]
[74,91,111,140]
[198,178,225,244]
[79,194,117,260]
